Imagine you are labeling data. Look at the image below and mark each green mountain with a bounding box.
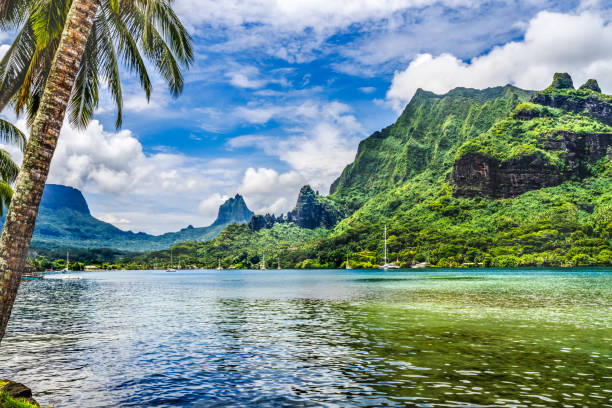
[142,74,611,269]
[25,184,254,252]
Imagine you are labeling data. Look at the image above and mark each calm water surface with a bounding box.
[1,269,611,407]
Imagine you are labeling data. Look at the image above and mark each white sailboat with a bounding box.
[216,259,223,270]
[378,225,400,270]
[260,254,266,270]
[166,250,176,272]
[57,250,81,279]
[62,251,69,272]
[277,255,281,270]
[346,254,352,270]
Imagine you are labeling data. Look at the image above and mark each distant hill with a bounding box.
[19,184,254,252]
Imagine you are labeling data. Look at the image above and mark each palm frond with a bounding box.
[0,148,20,185]
[29,0,69,50]
[0,180,14,217]
[69,17,100,129]
[0,0,29,29]
[0,118,26,150]
[108,4,152,100]
[0,22,36,111]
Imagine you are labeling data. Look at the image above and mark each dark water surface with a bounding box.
[1,269,611,407]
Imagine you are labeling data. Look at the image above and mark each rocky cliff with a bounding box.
[211,194,253,226]
[40,184,90,214]
[452,74,612,198]
[249,185,346,231]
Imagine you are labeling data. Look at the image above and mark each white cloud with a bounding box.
[197,193,229,217]
[175,0,474,33]
[33,120,247,234]
[0,44,9,59]
[237,168,305,215]
[359,86,377,94]
[386,11,612,111]
[226,66,290,89]
[227,100,366,213]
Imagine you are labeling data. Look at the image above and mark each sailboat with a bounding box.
[346,254,352,270]
[216,259,223,270]
[260,254,266,270]
[177,258,182,271]
[378,225,400,270]
[62,251,69,272]
[166,250,176,272]
[57,250,81,279]
[277,255,281,270]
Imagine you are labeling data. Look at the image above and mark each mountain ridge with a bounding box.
[25,185,254,251]
[154,74,611,269]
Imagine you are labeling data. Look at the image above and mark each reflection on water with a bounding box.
[1,269,611,407]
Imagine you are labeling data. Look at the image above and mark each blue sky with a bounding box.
[1,0,611,234]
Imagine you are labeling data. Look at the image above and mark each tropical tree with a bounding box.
[0,0,193,343]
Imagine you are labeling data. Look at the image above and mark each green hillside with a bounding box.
[125,74,612,269]
[329,85,533,210]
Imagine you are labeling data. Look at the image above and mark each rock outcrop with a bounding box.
[248,186,346,231]
[579,79,601,93]
[531,76,612,127]
[452,74,612,199]
[0,379,39,406]
[286,186,345,229]
[453,132,611,198]
[248,213,279,232]
[452,152,561,198]
[211,194,254,226]
[40,184,90,215]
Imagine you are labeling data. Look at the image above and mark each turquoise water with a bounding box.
[2,268,611,407]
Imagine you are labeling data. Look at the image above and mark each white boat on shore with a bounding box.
[166,250,177,272]
[378,226,400,270]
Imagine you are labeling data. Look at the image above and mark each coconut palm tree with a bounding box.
[0,0,193,342]
[0,0,192,128]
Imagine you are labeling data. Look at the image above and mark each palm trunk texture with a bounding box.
[0,0,100,343]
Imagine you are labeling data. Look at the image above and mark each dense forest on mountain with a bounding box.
[34,74,612,270]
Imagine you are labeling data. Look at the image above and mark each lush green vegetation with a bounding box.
[51,77,612,270]
[456,102,612,165]
[0,389,38,408]
[329,85,533,210]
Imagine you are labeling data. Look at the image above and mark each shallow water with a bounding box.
[1,268,611,407]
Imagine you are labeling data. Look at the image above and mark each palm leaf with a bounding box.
[0,118,26,150]
[0,148,19,185]
[0,180,13,217]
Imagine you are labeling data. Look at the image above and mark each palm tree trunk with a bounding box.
[0,0,100,343]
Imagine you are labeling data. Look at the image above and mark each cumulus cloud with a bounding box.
[227,100,366,214]
[26,120,245,233]
[197,193,229,218]
[386,11,612,111]
[237,168,305,215]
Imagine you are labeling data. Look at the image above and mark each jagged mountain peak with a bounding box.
[211,194,254,226]
[40,184,90,215]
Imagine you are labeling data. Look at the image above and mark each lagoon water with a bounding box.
[2,269,611,407]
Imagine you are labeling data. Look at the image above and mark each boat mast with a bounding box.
[384,225,387,264]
